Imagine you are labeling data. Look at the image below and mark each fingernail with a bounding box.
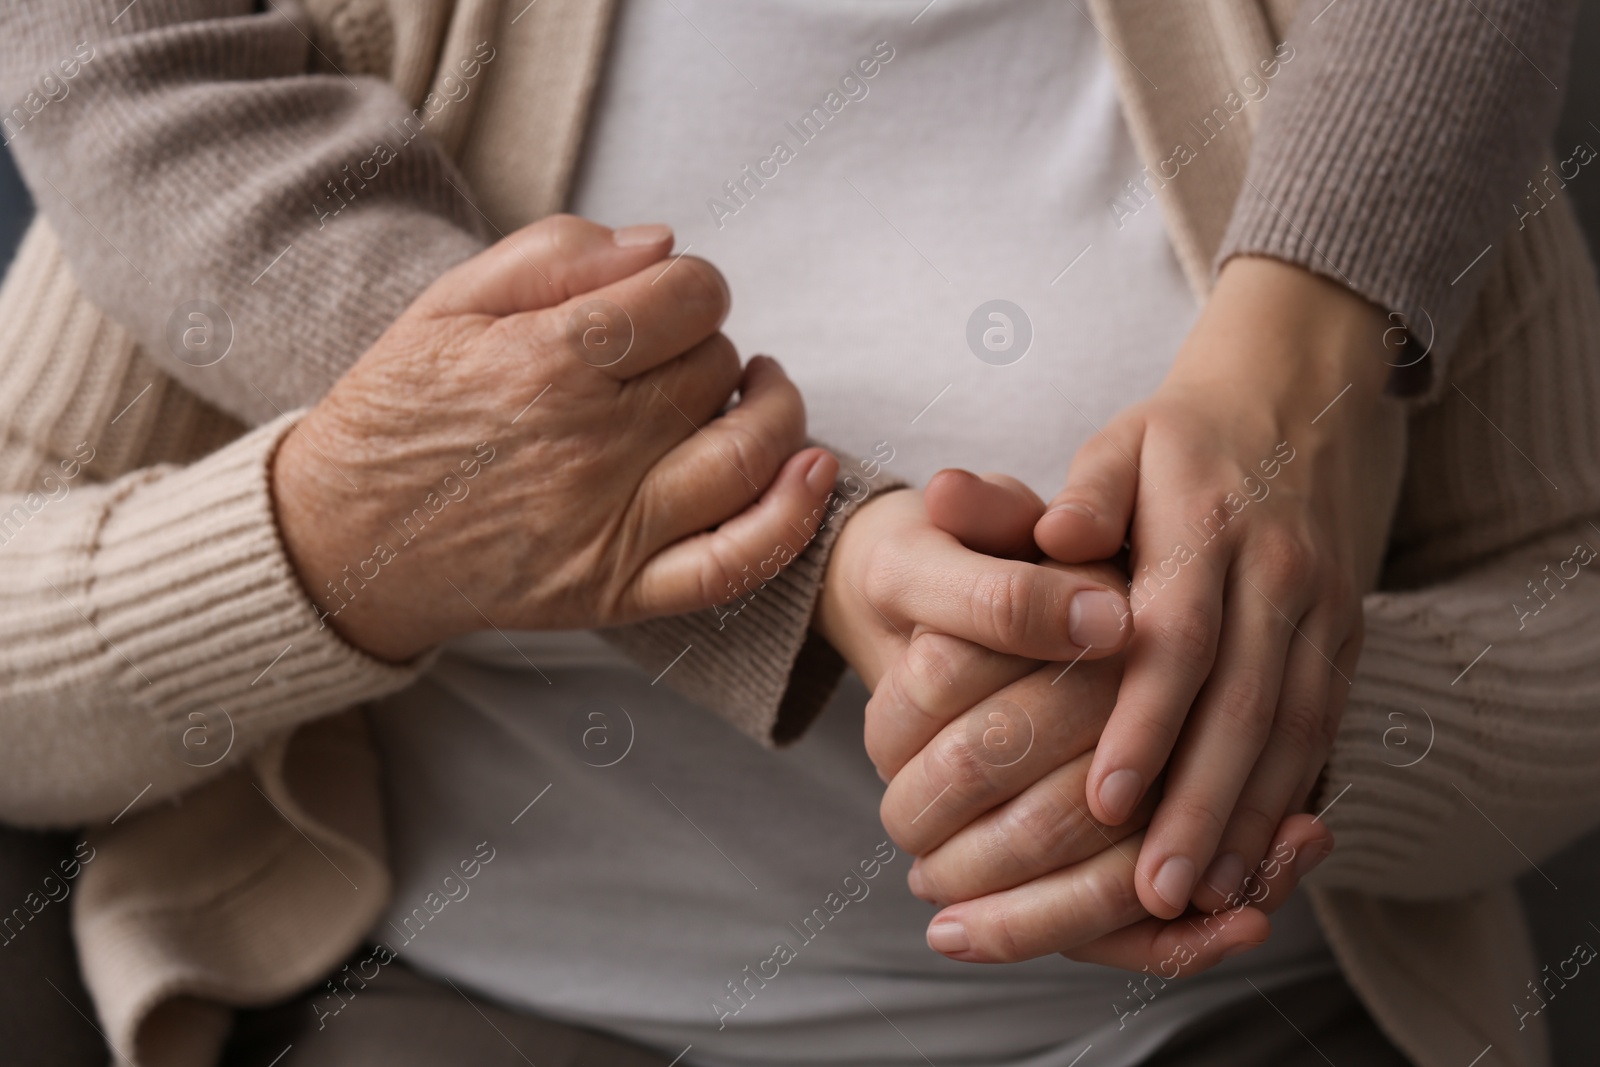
[906,862,928,900]
[1220,940,1262,961]
[613,223,672,247]
[1152,856,1196,911]
[1048,502,1096,520]
[805,452,838,494]
[1202,851,1246,900]
[1295,838,1333,880]
[1069,590,1128,648]
[1097,768,1143,823]
[927,917,969,954]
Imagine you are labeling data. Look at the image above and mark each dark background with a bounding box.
[0,10,1598,1064]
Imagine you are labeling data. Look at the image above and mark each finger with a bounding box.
[1233,813,1331,918]
[925,470,1047,560]
[1084,544,1226,829]
[881,659,1121,856]
[1190,616,1337,914]
[1291,629,1363,817]
[626,445,838,618]
[924,830,1151,963]
[417,214,676,318]
[546,254,731,381]
[1130,583,1295,918]
[1061,909,1271,978]
[909,750,1156,905]
[1035,413,1145,564]
[1065,815,1329,975]
[867,534,1132,664]
[631,331,742,432]
[635,356,809,549]
[864,633,1036,780]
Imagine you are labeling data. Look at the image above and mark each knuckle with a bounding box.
[1145,605,1215,669]
[912,860,950,904]
[1131,715,1184,766]
[896,633,960,712]
[1081,859,1142,928]
[1208,669,1277,747]
[674,256,730,324]
[1275,694,1325,756]
[703,333,742,387]
[931,726,997,799]
[540,212,589,250]
[972,568,1039,652]
[866,672,942,774]
[880,804,916,856]
[975,901,1029,963]
[1164,794,1229,847]
[1001,788,1091,868]
[1255,529,1317,595]
[520,307,574,364]
[1224,801,1280,861]
[693,534,743,610]
[716,419,782,484]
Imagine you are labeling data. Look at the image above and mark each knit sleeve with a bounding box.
[1308,200,1600,897]
[0,0,856,748]
[602,466,906,747]
[1312,517,1600,898]
[0,414,430,829]
[0,0,488,426]
[1217,0,1577,399]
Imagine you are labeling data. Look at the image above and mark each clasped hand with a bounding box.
[820,475,1329,974]
[819,256,1407,974]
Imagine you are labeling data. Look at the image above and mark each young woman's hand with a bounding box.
[1032,255,1407,919]
[271,215,837,662]
[871,469,1331,973]
[812,480,1132,696]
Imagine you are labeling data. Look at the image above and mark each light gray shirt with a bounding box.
[372,1,1335,1064]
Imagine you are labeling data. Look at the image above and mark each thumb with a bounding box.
[415,214,676,319]
[1035,414,1145,564]
[924,469,1046,560]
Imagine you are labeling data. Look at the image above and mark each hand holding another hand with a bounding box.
[1032,255,1405,918]
[813,477,1133,693]
[869,470,1333,974]
[272,215,837,662]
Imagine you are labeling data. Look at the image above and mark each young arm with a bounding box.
[1218,0,1578,389]
[870,198,1600,973]
[1030,0,1578,917]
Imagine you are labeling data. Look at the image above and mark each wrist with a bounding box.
[813,488,909,687]
[269,420,447,663]
[1174,256,1393,424]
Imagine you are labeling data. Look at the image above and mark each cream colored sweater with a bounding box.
[0,2,1596,1066]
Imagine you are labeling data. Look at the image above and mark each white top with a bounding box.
[372,1,1336,1065]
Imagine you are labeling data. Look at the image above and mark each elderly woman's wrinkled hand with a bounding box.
[271,215,837,662]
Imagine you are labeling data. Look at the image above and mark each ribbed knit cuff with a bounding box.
[602,467,904,746]
[1309,521,1600,898]
[83,412,427,740]
[1216,0,1575,404]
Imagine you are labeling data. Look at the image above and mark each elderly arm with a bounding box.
[0,0,868,742]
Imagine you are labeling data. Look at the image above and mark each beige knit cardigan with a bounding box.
[1,2,1598,1066]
